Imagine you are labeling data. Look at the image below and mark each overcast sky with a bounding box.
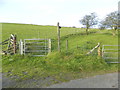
[0,0,119,27]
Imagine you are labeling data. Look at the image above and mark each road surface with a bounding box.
[47,72,119,88]
[1,72,119,88]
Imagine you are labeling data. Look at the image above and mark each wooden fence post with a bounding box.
[98,45,101,56]
[57,22,61,52]
[48,39,51,53]
[102,45,104,58]
[7,37,10,51]
[66,40,68,51]
[13,35,17,54]
[24,39,26,55]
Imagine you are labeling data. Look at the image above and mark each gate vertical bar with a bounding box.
[20,39,23,55]
[48,39,51,53]
[102,45,104,59]
[24,39,25,55]
[45,39,46,55]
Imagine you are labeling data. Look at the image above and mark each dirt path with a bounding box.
[47,72,119,88]
[2,72,119,88]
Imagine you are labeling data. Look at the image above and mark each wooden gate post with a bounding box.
[57,22,61,52]
[13,35,17,54]
[20,39,23,55]
[97,43,101,56]
[7,37,10,51]
[11,34,17,54]
[98,45,101,56]
[48,39,51,53]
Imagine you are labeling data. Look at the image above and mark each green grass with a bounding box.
[1,23,119,86]
[2,52,118,81]
[2,23,87,40]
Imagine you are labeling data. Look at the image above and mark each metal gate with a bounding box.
[102,45,120,63]
[20,39,51,56]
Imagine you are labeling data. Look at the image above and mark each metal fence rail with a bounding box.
[19,39,51,56]
[102,45,120,63]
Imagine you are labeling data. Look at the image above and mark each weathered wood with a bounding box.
[7,38,10,51]
[11,34,14,38]
[2,34,18,55]
[0,39,9,45]
[66,40,68,51]
[97,46,101,56]
[86,43,100,55]
[13,35,17,54]
[57,22,61,52]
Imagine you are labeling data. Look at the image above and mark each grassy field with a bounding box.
[2,23,87,40]
[1,23,119,87]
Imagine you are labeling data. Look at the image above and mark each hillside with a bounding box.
[1,23,118,88]
[2,23,85,41]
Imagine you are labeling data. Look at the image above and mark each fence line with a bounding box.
[86,42,100,55]
[1,34,17,55]
[102,45,120,63]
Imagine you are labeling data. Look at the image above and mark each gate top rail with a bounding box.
[22,38,51,56]
[24,39,49,40]
[102,44,120,63]
[103,45,120,46]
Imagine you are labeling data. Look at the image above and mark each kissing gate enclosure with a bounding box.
[19,39,51,56]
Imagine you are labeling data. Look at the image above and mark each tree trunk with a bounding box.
[112,29,116,36]
[112,26,117,36]
[86,28,89,35]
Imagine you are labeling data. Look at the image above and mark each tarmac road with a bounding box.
[47,72,119,88]
[1,72,119,88]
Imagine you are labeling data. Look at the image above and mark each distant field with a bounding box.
[2,23,86,41]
